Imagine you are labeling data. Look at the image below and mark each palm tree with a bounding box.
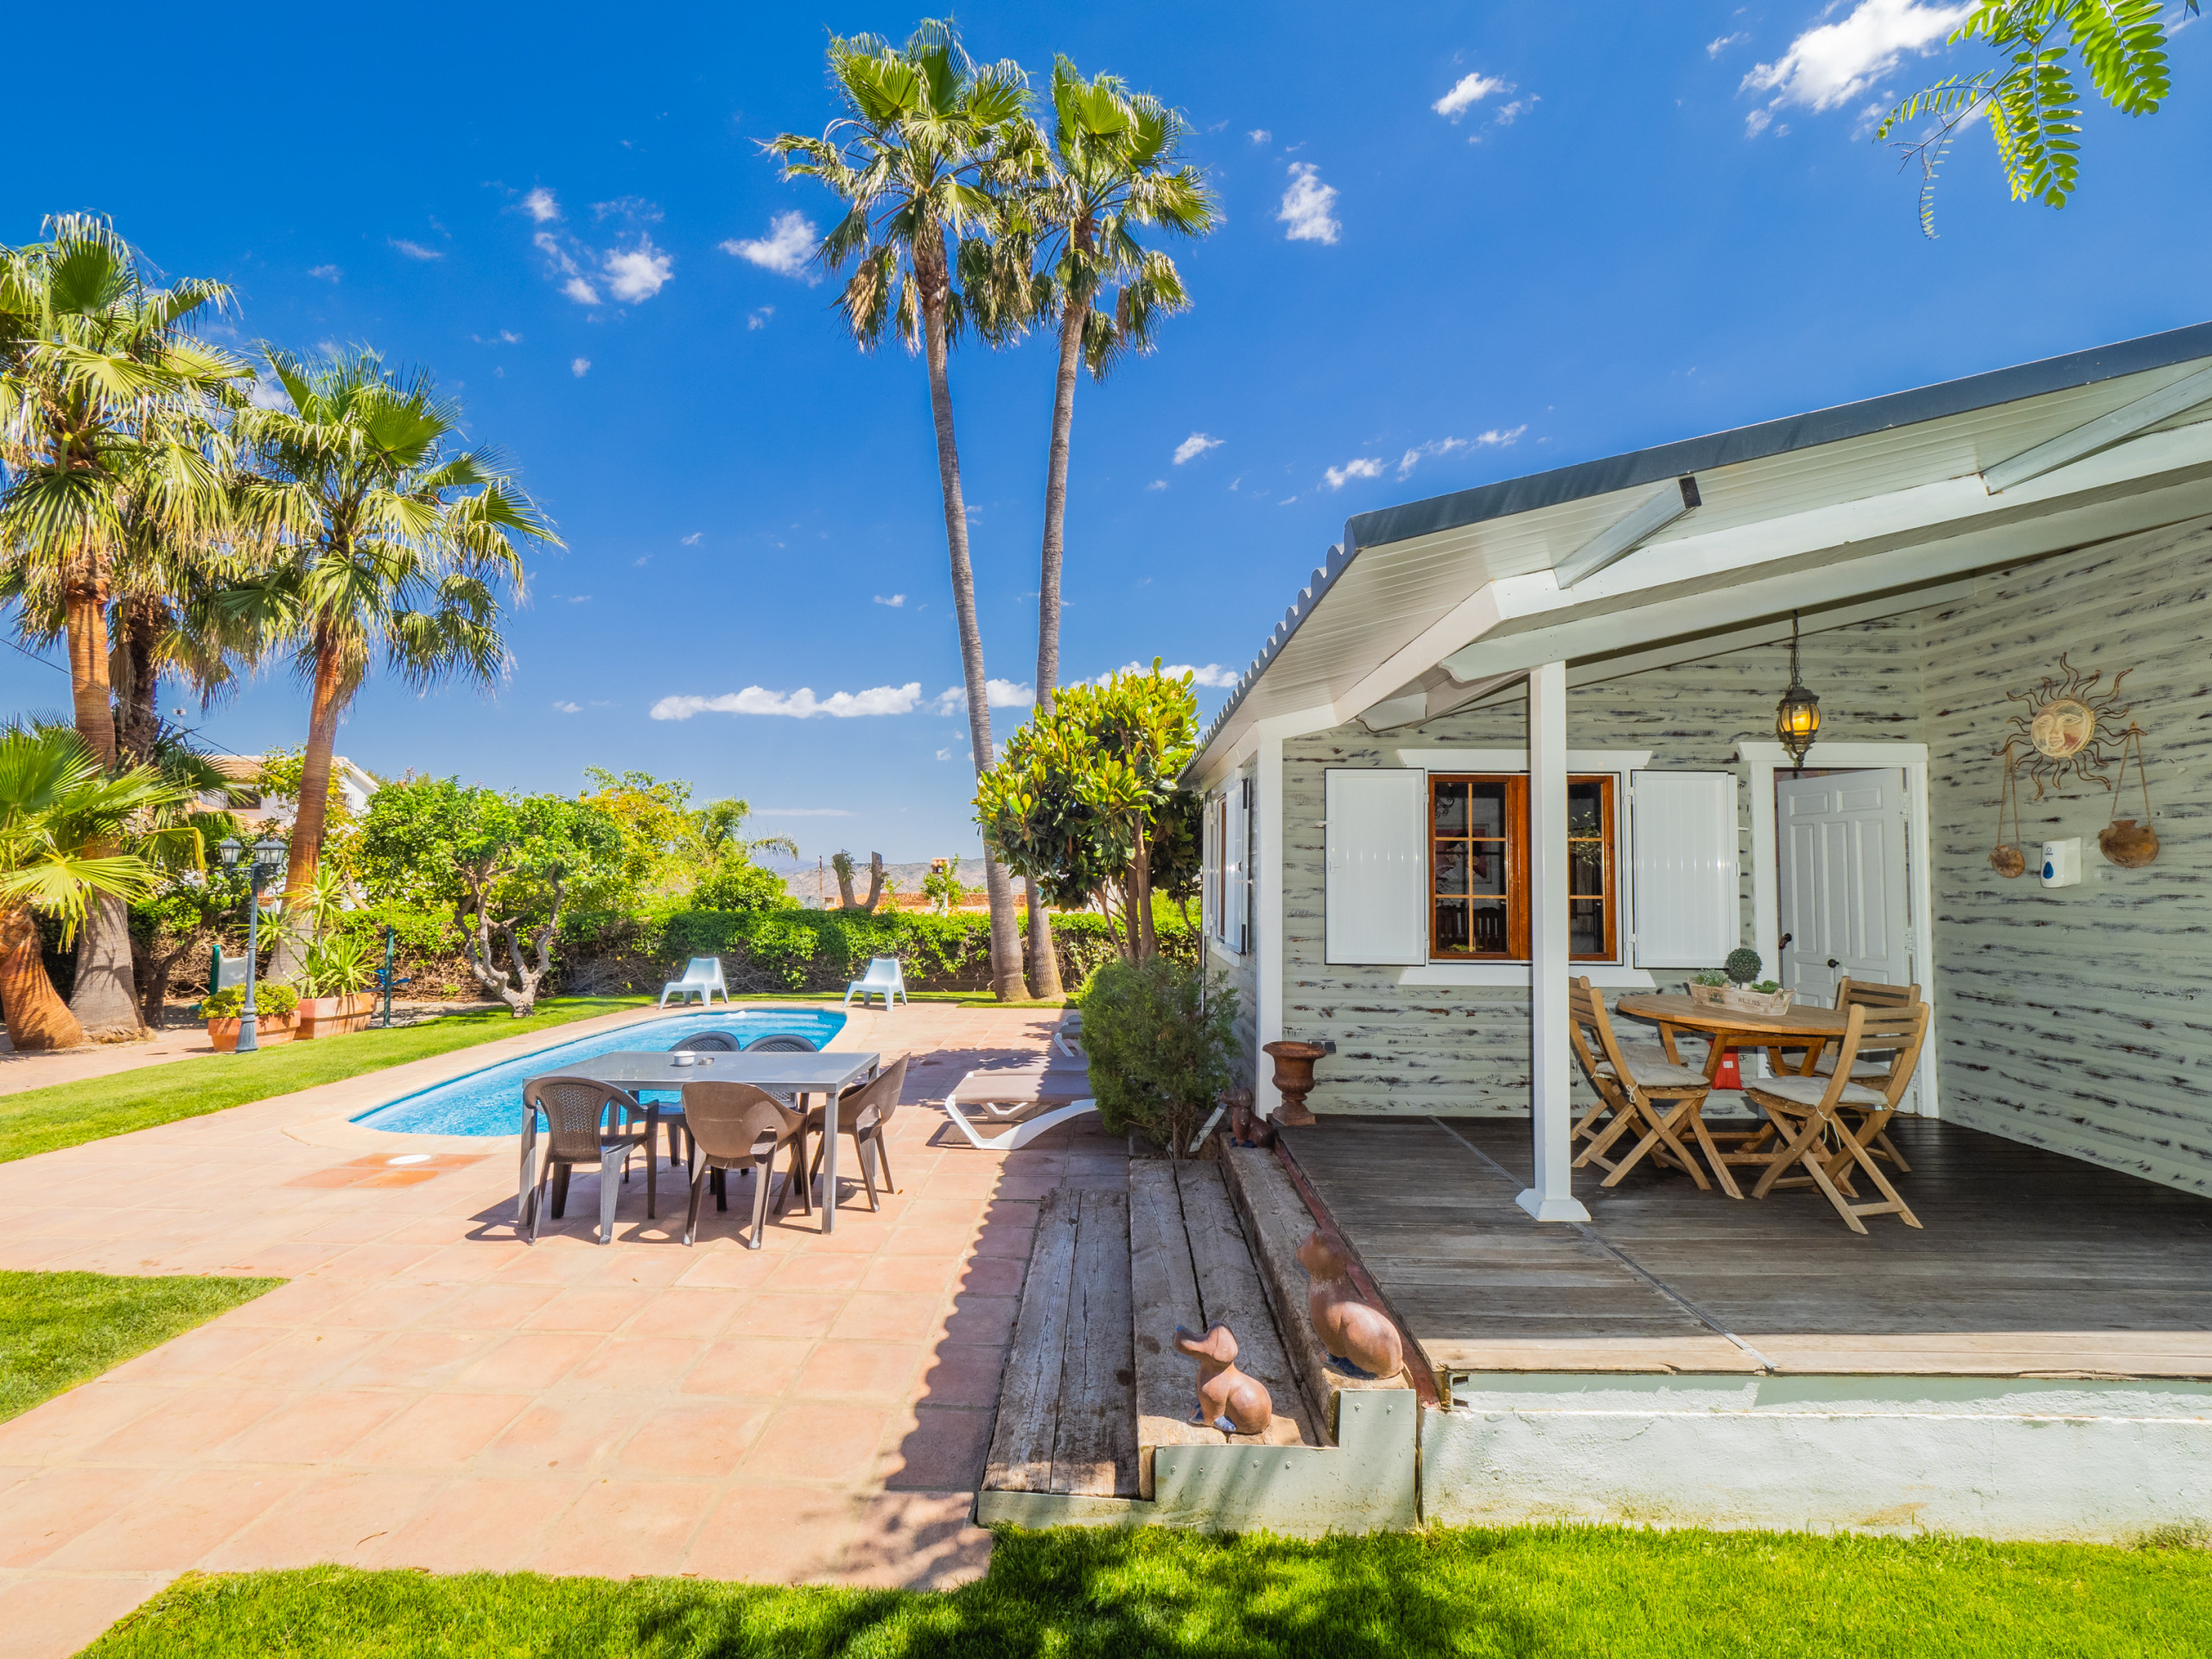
[695,798,799,865]
[769,18,1034,1004]
[0,215,248,1035]
[233,346,557,975]
[995,60,1216,997]
[0,725,197,1051]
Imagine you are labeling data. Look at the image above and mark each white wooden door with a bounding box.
[1777,769,1911,1013]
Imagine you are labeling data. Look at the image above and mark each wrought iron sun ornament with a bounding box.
[2000,653,2134,800]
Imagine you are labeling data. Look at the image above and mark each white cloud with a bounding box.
[680,532,702,545]
[651,683,925,721]
[1491,98,1537,128]
[1173,432,1224,466]
[1742,0,1968,136]
[1109,661,1238,688]
[552,700,582,713]
[1323,456,1385,489]
[1147,479,1167,491]
[722,212,821,283]
[1278,163,1341,245]
[1708,31,1750,56]
[473,329,524,345]
[247,372,289,411]
[563,276,601,305]
[747,305,774,330]
[754,807,855,817]
[603,239,673,302]
[929,681,1036,715]
[1433,72,1509,120]
[390,238,443,260]
[874,594,906,607]
[1397,426,1526,478]
[523,188,561,223]
[936,747,952,761]
[308,264,340,282]
[571,357,590,378]
[1248,128,1272,144]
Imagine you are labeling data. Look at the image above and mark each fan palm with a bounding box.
[232,346,556,973]
[768,17,1033,1003]
[988,60,1215,995]
[0,214,249,1034]
[0,725,197,1051]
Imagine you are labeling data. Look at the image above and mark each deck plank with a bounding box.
[1051,1190,1136,1496]
[1174,1163,1313,1449]
[982,1186,1078,1492]
[1129,1163,1224,1497]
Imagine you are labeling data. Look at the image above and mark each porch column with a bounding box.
[1255,728,1285,1119]
[1518,660,1590,1223]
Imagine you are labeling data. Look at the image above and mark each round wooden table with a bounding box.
[1613,993,1850,1084]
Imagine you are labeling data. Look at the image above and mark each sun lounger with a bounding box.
[659,957,730,1009]
[843,956,906,1010]
[1052,1010,1084,1060]
[943,1058,1097,1151]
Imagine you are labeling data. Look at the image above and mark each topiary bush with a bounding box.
[1077,956,1238,1157]
[1724,947,1764,987]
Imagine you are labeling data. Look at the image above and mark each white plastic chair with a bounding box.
[842,956,906,1010]
[659,957,730,1009]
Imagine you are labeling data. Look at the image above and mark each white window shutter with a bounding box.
[1324,768,1427,965]
[1200,792,1218,940]
[1227,779,1249,953]
[1631,770,1738,968]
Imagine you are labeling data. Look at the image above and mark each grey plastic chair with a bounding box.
[807,1054,909,1212]
[743,1033,818,1052]
[651,1031,745,1167]
[674,1030,741,1052]
[679,1080,810,1248]
[518,1075,651,1245]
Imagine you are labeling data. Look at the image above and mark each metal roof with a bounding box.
[1192,320,2212,770]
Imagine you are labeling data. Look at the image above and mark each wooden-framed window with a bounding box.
[1428,773,1618,963]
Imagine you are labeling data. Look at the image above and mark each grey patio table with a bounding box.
[582,1048,881,1235]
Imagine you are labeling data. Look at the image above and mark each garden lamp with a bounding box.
[1774,612,1821,774]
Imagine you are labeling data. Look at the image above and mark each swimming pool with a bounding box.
[351,1007,848,1137]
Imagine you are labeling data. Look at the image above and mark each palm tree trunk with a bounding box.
[0,906,85,1052]
[61,550,142,1038]
[113,595,165,770]
[920,261,1025,1004]
[270,641,345,982]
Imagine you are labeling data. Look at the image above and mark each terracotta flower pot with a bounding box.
[298,992,376,1039]
[207,1010,298,1052]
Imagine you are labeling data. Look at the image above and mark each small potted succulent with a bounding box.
[298,935,377,1039]
[203,981,301,1052]
[1689,949,1794,1017]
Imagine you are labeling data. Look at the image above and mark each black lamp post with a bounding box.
[217,836,289,1053]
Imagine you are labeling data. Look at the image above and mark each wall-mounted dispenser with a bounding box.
[2041,837,2082,888]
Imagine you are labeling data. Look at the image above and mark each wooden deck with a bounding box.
[1281,1116,2212,1382]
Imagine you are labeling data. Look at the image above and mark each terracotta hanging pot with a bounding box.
[1989,741,2027,879]
[2098,727,2159,868]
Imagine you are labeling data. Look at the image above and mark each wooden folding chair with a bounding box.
[1811,978,1922,1172]
[1745,1002,1930,1233]
[1567,978,1739,1198]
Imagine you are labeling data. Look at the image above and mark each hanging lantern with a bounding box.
[1774,611,1821,773]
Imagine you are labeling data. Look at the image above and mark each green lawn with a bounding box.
[0,1269,282,1422]
[0,996,651,1165]
[79,1524,2212,1657]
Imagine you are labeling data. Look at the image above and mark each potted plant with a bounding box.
[203,981,300,1052]
[1689,949,1794,1017]
[299,933,376,1039]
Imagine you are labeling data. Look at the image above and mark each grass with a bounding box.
[79,1523,2212,1657]
[0,995,652,1165]
[0,1269,283,1422]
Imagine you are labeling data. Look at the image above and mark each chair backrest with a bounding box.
[840,1053,910,1133]
[683,957,722,983]
[523,1074,638,1163]
[858,957,899,983]
[674,1030,740,1052]
[1836,977,1919,1012]
[1827,1003,1930,1112]
[681,1080,799,1162]
[1565,976,1630,1092]
[745,1033,818,1052]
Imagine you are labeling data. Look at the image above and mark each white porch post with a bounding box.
[1255,728,1286,1118]
[1518,659,1590,1223]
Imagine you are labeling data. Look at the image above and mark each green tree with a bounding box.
[358,775,615,1016]
[974,661,1199,962]
[990,58,1215,998]
[232,346,557,972]
[0,215,250,1035]
[0,726,197,1050]
[581,768,698,906]
[1878,0,2197,234]
[768,18,1033,1003]
[688,797,798,912]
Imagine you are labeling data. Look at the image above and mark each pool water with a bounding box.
[351,1007,848,1137]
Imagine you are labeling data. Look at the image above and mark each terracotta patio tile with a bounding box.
[417,1281,563,1332]
[292,1211,404,1245]
[478,1398,633,1474]
[828,1294,939,1344]
[957,1255,1025,1298]
[797,1340,922,1402]
[671,1244,785,1289]
[525,1478,718,1579]
[342,1392,531,1468]
[620,1287,744,1340]
[404,1241,529,1281]
[518,1286,659,1333]
[216,1389,405,1465]
[332,1329,495,1389]
[970,1224,1037,1262]
[727,1293,846,1341]
[915,1344,1010,1411]
[0,1382,168,1465]
[0,1571,170,1659]
[766,1252,871,1294]
[740,1402,891,1487]
[616,1401,772,1478]
[41,1468,305,1572]
[856,1255,958,1298]
[320,1241,447,1280]
[878,1406,995,1491]
[456,1332,602,1391]
[988,1170,1063,1202]
[895,1198,989,1230]
[683,1337,814,1400]
[99,1320,279,1384]
[223,1326,387,1387]
[0,1465,168,1567]
[682,1484,858,1584]
[912,1168,1001,1201]
[565,1335,708,1393]
[838,1490,992,1589]
[198,1471,442,1570]
[81,1386,289,1464]
[573,1243,697,1286]
[879,1224,977,1260]
[370,1474,588,1573]
[936,1294,1020,1347]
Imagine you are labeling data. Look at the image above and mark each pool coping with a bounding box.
[280,1001,887,1156]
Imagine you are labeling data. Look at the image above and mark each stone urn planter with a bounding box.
[299,993,377,1040]
[207,1012,298,1052]
[1262,1039,1334,1128]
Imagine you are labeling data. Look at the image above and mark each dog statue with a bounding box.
[1295,1229,1405,1382]
[1225,1086,1275,1149]
[1173,1323,1274,1435]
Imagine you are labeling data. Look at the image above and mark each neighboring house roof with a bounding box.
[205,754,380,818]
[1191,320,2212,779]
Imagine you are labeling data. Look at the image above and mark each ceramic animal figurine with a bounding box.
[1296,1229,1405,1382]
[1224,1086,1273,1148]
[1173,1323,1274,1435]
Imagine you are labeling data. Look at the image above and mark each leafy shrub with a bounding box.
[690,860,797,913]
[203,982,299,1020]
[303,934,373,996]
[1077,956,1237,1157]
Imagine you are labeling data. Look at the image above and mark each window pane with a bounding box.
[1569,843,1605,897]
[1567,780,1603,836]
[1570,899,1605,956]
[1434,898,1469,952]
[1469,845,1505,895]
[1468,782,1506,838]
[1433,781,1467,835]
[1471,900,1508,955]
[1434,845,1468,895]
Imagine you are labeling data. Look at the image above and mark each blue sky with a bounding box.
[4,2,2206,862]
